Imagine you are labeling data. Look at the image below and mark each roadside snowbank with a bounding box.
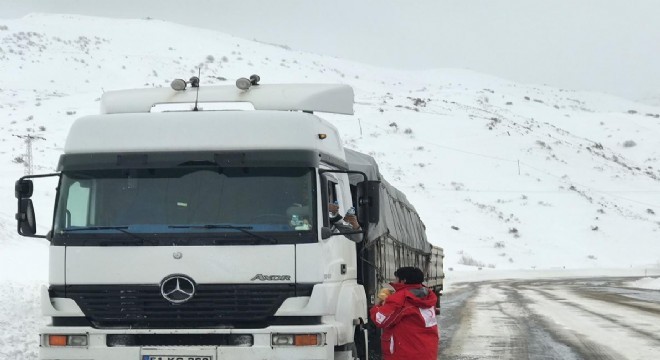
[625,277,660,290]
[443,266,660,292]
[0,282,44,360]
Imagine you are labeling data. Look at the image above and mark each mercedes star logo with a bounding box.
[160,274,196,304]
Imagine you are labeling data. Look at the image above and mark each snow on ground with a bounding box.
[0,13,660,359]
[625,277,660,290]
[519,285,660,360]
[442,277,660,359]
[443,267,660,292]
[0,283,43,359]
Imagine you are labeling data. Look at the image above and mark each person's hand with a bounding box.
[344,214,360,230]
[328,203,339,215]
[377,288,392,303]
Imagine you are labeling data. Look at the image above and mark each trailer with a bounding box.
[345,149,443,358]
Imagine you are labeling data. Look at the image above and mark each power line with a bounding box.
[13,134,46,175]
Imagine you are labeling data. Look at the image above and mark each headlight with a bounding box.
[271,333,324,347]
[47,334,88,347]
[272,334,294,346]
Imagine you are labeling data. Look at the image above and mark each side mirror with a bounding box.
[14,173,60,239]
[358,180,380,223]
[15,179,34,199]
[16,198,37,236]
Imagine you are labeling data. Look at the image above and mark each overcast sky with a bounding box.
[1,0,659,103]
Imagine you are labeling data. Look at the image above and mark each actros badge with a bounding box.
[250,274,291,281]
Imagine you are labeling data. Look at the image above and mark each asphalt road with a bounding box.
[438,277,660,360]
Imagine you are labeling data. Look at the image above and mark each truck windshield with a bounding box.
[53,166,316,243]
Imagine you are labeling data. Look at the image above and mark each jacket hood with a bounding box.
[390,282,437,307]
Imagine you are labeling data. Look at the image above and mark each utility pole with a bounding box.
[13,134,45,175]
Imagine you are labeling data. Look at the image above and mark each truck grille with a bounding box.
[50,284,312,329]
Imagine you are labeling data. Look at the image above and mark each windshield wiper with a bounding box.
[61,226,157,245]
[168,224,277,244]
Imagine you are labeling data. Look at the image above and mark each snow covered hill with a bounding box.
[1,13,660,360]
[2,13,660,271]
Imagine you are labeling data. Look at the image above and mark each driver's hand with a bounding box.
[344,215,360,230]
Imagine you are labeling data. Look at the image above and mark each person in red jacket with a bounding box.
[369,267,439,360]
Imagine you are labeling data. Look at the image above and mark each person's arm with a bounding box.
[333,220,363,242]
[369,295,405,329]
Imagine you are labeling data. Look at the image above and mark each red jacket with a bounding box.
[369,282,439,360]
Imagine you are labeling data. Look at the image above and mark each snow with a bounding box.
[625,277,660,290]
[0,13,660,359]
[0,283,43,359]
[521,287,660,360]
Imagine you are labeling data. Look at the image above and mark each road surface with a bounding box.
[438,277,660,359]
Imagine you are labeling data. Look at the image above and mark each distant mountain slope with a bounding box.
[1,14,659,273]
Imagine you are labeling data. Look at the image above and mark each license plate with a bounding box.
[142,357,212,360]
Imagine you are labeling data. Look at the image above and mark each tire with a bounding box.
[353,325,369,360]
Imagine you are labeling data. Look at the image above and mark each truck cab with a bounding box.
[15,79,442,360]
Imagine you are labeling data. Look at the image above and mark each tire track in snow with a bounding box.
[518,285,658,359]
[578,288,660,316]
[441,282,576,359]
[532,287,660,345]
[497,284,583,360]
[438,282,477,356]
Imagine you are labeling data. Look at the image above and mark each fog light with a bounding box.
[229,334,253,347]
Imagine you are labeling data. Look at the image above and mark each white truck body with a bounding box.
[15,82,442,360]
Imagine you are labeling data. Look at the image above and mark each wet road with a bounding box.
[438,277,660,360]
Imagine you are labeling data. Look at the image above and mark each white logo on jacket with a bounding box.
[419,307,437,327]
[375,312,387,324]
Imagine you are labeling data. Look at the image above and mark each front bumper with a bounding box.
[39,325,336,360]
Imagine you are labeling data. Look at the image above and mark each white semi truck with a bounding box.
[15,77,444,360]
